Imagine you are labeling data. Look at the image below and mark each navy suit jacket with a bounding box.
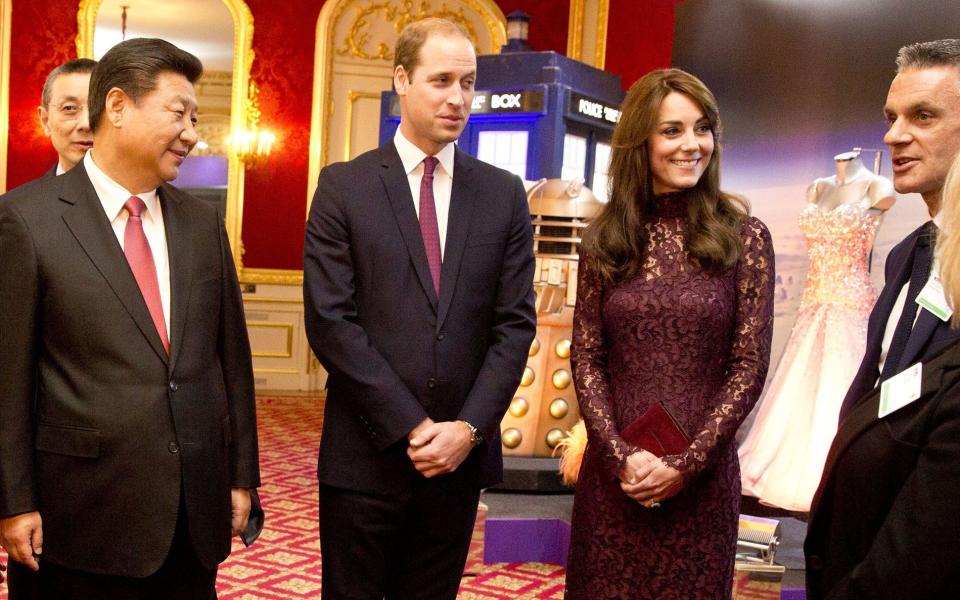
[840,222,960,418]
[303,141,536,495]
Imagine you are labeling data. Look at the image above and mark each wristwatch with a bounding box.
[460,420,483,446]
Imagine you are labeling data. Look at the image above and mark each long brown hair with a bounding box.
[581,68,748,285]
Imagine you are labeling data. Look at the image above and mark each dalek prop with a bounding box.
[500,179,604,457]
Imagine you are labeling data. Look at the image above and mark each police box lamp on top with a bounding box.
[503,11,531,53]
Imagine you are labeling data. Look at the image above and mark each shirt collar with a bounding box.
[84,151,159,221]
[393,128,455,177]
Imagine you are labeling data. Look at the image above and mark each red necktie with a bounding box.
[419,156,442,294]
[123,196,170,353]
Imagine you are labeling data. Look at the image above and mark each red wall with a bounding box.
[240,0,323,269]
[495,0,569,55]
[4,0,677,270]
[7,1,80,188]
[607,0,679,89]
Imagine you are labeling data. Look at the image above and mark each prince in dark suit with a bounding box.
[303,18,535,600]
[839,39,960,419]
[0,39,259,599]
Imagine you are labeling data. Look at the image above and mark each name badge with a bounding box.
[916,275,953,322]
[879,362,923,418]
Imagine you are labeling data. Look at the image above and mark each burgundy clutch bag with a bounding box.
[620,402,690,457]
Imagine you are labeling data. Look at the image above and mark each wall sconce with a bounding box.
[228,128,276,165]
[229,80,277,167]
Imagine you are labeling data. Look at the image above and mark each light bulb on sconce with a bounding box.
[228,127,276,166]
[228,79,277,167]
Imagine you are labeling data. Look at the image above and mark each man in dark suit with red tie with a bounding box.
[0,38,259,599]
[303,17,536,600]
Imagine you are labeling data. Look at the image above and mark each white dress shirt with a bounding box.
[84,151,171,338]
[877,213,944,376]
[394,129,455,258]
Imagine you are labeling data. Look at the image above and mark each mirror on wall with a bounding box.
[78,0,253,269]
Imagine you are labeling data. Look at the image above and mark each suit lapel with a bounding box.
[379,142,439,309]
[436,150,475,330]
[59,165,169,365]
[852,231,920,394]
[159,184,192,371]
[870,235,917,358]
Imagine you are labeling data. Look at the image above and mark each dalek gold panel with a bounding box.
[502,180,603,457]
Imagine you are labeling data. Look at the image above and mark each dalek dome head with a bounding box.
[526,178,605,221]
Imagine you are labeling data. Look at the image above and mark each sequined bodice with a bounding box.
[799,199,880,313]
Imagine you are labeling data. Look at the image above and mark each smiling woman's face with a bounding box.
[647,91,714,195]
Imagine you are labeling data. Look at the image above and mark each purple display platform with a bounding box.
[483,518,570,565]
[782,589,805,599]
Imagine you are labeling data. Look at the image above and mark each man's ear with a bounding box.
[104,87,128,128]
[394,65,409,96]
[37,105,51,137]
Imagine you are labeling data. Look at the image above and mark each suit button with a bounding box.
[436,333,445,341]
[808,554,823,570]
[169,381,179,392]
[428,378,437,389]
[168,442,180,454]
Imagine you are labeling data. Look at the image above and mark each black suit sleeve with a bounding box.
[216,217,260,488]
[826,381,960,599]
[0,204,40,517]
[303,166,429,449]
[456,176,536,439]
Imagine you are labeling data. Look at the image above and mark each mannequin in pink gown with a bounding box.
[739,154,895,511]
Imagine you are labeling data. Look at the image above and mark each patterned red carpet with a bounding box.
[0,396,566,599]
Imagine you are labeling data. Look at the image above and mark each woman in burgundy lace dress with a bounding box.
[565,69,775,599]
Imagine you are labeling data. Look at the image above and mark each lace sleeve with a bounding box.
[663,217,776,479]
[571,255,635,478]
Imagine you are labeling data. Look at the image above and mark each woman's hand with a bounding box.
[620,452,683,507]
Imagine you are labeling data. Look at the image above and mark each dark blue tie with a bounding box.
[880,221,936,381]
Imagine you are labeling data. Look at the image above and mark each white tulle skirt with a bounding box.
[738,303,868,512]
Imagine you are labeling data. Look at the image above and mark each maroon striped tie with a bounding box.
[123,196,170,353]
[419,156,441,294]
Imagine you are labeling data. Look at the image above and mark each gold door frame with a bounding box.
[0,0,11,193]
[235,0,508,286]
[76,0,254,274]
[307,0,508,217]
[567,0,609,69]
